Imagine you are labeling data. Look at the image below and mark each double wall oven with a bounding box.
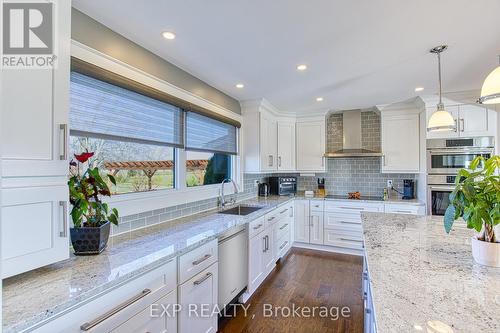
[427,137,495,215]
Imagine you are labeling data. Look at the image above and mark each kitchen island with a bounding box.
[361,212,500,333]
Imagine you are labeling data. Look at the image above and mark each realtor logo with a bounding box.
[2,1,57,69]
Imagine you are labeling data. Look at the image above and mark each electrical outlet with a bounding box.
[254,180,260,187]
[387,179,393,189]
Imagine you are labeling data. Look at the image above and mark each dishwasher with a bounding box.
[218,225,248,309]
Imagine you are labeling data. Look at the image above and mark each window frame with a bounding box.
[71,42,243,215]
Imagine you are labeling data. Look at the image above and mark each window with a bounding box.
[186,151,231,187]
[70,136,175,194]
[69,59,240,195]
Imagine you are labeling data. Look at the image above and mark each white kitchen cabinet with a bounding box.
[260,113,278,171]
[111,290,177,333]
[294,200,310,243]
[277,121,296,171]
[296,121,326,171]
[32,259,177,333]
[0,0,71,278]
[262,227,275,275]
[384,203,425,215]
[178,263,218,333]
[309,211,324,245]
[426,104,496,139]
[248,229,266,294]
[381,113,420,173]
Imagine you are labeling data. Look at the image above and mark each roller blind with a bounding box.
[70,71,184,147]
[186,112,238,155]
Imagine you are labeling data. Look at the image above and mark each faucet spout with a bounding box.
[219,178,239,209]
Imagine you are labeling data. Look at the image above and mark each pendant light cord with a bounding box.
[437,52,443,105]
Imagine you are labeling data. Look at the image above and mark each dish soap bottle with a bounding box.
[383,188,388,201]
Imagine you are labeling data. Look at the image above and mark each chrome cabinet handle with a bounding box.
[321,156,324,167]
[340,221,360,225]
[192,254,211,266]
[394,210,412,214]
[80,289,151,331]
[280,209,288,214]
[278,156,282,167]
[279,223,288,230]
[267,216,275,222]
[290,207,294,217]
[59,201,68,237]
[279,241,288,250]
[266,235,269,251]
[194,272,213,285]
[340,206,364,211]
[454,119,458,132]
[263,236,267,252]
[340,238,363,243]
[59,124,68,160]
[382,155,386,166]
[460,118,465,132]
[253,223,263,230]
[268,155,273,167]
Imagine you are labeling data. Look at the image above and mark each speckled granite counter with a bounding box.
[294,191,425,206]
[362,212,500,333]
[2,195,293,333]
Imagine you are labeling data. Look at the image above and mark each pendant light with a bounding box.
[478,56,500,104]
[427,45,456,132]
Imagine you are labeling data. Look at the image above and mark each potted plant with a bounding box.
[444,155,500,267]
[68,152,119,255]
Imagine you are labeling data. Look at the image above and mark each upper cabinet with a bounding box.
[242,100,300,173]
[277,121,296,171]
[381,113,420,173]
[1,0,71,278]
[296,120,326,172]
[426,104,496,139]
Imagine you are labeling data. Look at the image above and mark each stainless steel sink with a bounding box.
[218,205,263,216]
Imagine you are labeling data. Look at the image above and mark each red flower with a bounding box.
[74,152,94,163]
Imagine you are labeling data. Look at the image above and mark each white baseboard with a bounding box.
[292,242,364,257]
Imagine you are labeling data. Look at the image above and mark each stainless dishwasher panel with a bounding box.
[218,228,248,309]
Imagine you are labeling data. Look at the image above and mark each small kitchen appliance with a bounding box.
[402,179,415,200]
[258,182,269,197]
[268,176,297,196]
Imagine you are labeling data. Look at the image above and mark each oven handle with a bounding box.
[428,148,493,155]
[428,186,455,191]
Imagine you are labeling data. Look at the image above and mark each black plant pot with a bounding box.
[70,222,111,255]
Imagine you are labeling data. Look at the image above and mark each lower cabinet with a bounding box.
[178,263,218,333]
[363,255,377,333]
[248,217,274,295]
[309,209,324,245]
[384,203,425,215]
[294,200,310,243]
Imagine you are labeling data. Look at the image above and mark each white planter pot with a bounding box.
[471,237,500,267]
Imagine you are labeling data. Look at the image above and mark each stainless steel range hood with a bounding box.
[324,110,382,158]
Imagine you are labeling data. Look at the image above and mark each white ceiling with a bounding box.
[73,0,500,114]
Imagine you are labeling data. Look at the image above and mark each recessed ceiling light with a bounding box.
[415,87,424,92]
[161,31,176,40]
[296,64,307,71]
[316,97,324,102]
[236,83,244,89]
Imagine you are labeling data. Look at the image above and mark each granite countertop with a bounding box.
[293,192,425,205]
[361,212,500,333]
[2,195,293,333]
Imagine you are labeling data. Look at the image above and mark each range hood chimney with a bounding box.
[324,110,382,158]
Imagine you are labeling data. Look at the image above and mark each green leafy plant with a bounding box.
[444,155,500,242]
[69,152,119,228]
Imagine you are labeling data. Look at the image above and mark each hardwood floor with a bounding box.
[219,248,364,333]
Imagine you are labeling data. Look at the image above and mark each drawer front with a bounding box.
[324,212,361,229]
[384,203,420,215]
[276,219,291,240]
[179,239,218,284]
[265,209,281,225]
[310,200,324,211]
[33,259,177,333]
[324,229,364,250]
[276,204,292,220]
[325,201,383,213]
[111,290,177,333]
[249,215,266,238]
[276,232,291,259]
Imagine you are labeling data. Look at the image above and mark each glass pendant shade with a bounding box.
[478,65,500,104]
[427,105,455,132]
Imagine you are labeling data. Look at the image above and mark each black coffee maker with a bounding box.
[402,179,415,200]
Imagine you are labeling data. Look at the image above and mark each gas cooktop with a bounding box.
[324,195,384,201]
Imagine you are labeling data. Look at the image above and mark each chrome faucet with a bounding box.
[219,179,239,209]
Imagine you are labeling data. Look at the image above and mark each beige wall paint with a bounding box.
[71,8,241,114]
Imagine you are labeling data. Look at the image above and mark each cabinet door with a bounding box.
[1,1,70,178]
[277,122,296,171]
[1,185,69,278]
[248,233,265,293]
[260,113,278,171]
[262,228,275,275]
[111,290,177,333]
[178,263,218,333]
[458,105,489,137]
[381,114,420,173]
[309,211,324,245]
[426,106,459,139]
[294,200,310,243]
[296,121,326,171]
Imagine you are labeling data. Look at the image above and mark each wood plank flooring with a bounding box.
[219,248,364,333]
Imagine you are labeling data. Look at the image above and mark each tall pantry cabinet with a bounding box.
[1,0,71,278]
